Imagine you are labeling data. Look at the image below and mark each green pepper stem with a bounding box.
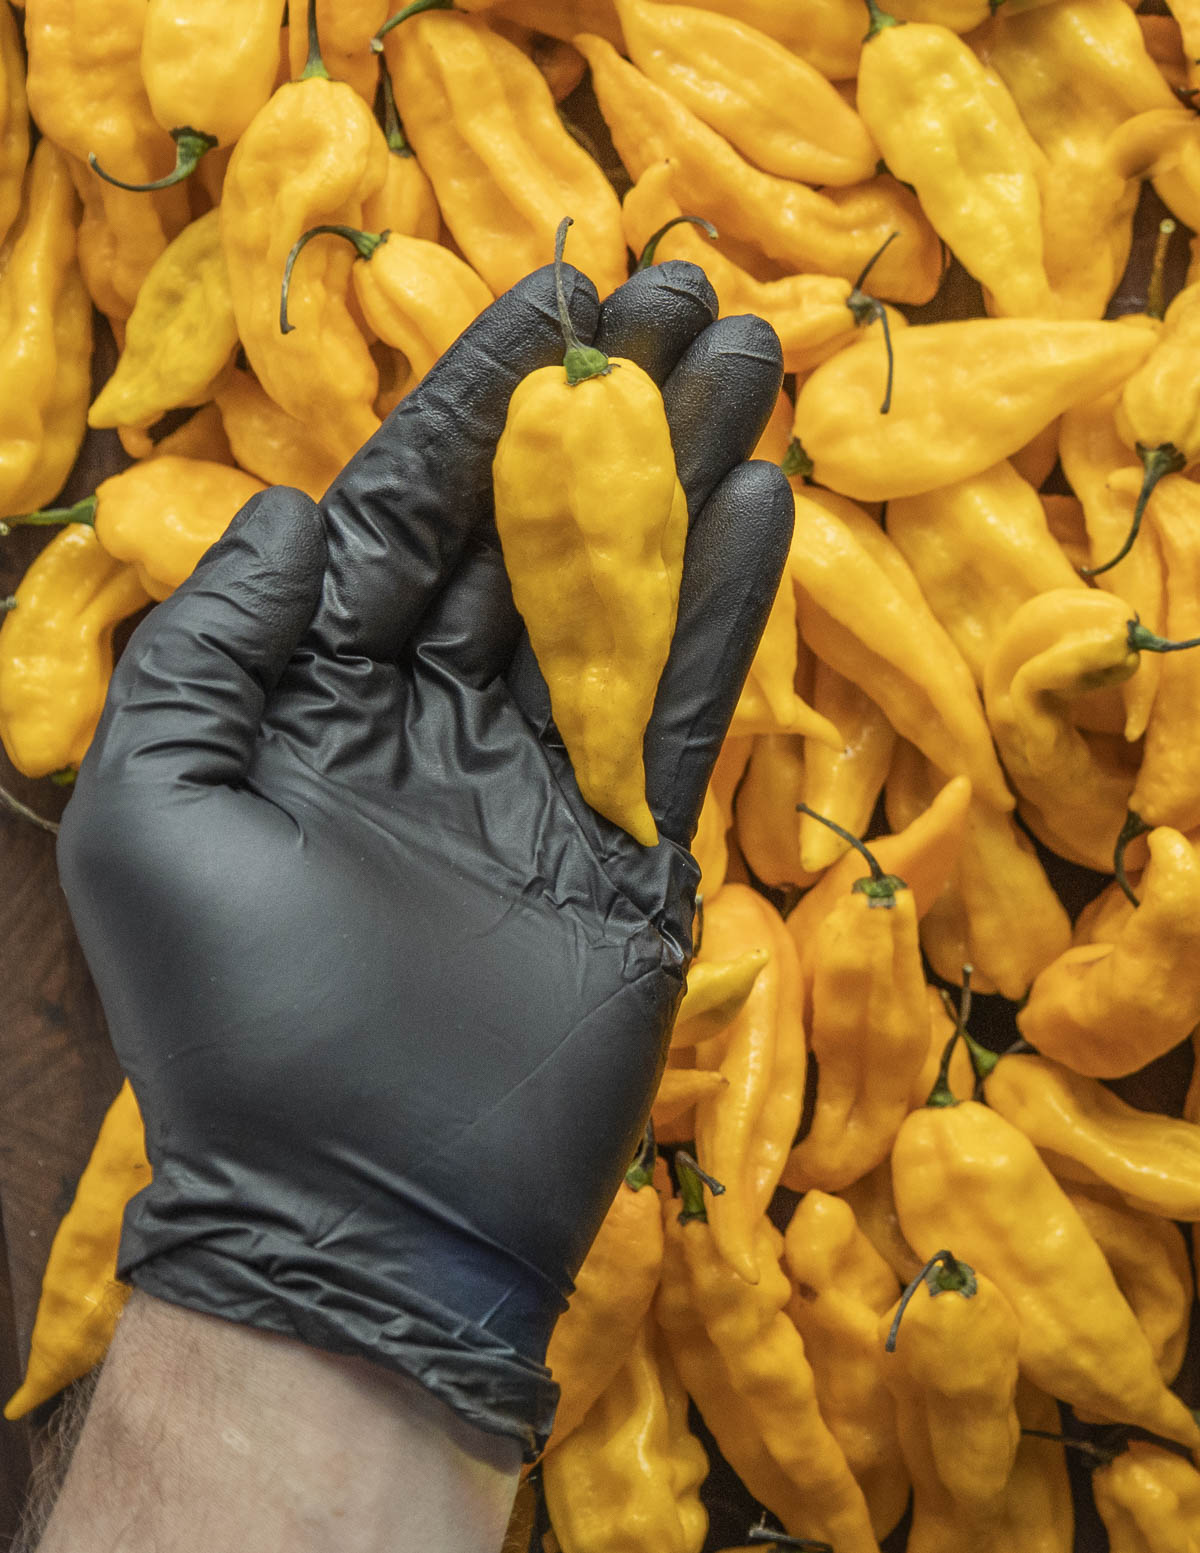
[796,803,907,905]
[1082,443,1186,577]
[377,57,411,154]
[89,127,218,192]
[301,0,331,79]
[746,1518,834,1552]
[863,0,903,37]
[553,217,612,385]
[625,1120,657,1191]
[672,1149,724,1224]
[0,495,98,537]
[781,438,814,482]
[1128,617,1200,654]
[1114,810,1150,907]
[0,596,13,613]
[0,781,59,836]
[280,226,389,334]
[846,233,899,413]
[937,968,997,1090]
[885,1249,976,1353]
[1148,218,1176,321]
[372,0,456,51]
[636,214,718,272]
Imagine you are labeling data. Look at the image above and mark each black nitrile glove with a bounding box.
[57,261,790,1459]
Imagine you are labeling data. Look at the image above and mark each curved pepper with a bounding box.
[799,665,894,876]
[892,1058,1200,1450]
[879,1250,1021,1553]
[0,1,29,253]
[615,0,876,186]
[220,8,388,466]
[214,369,341,502]
[493,222,687,845]
[1018,826,1200,1075]
[361,61,440,242]
[384,11,625,298]
[576,33,941,304]
[1093,1441,1200,1552]
[4,1081,149,1419]
[671,947,768,1052]
[783,823,927,1193]
[733,736,817,892]
[88,208,237,432]
[792,317,1154,502]
[1062,1182,1193,1385]
[858,0,1055,319]
[783,1191,909,1542]
[0,526,152,778]
[788,489,1012,811]
[836,1159,923,1289]
[541,1132,663,1457]
[985,1051,1200,1222]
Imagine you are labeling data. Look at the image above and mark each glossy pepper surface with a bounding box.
[385,12,625,298]
[4,1080,149,1419]
[1093,1441,1200,1552]
[492,230,687,846]
[792,318,1154,502]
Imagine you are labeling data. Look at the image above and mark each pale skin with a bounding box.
[35,1293,522,1553]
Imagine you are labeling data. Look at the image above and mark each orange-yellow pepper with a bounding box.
[214,369,342,502]
[1093,1440,1200,1552]
[0,0,29,251]
[361,60,440,242]
[288,0,388,101]
[799,666,895,876]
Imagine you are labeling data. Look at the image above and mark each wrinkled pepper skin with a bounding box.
[1118,281,1200,475]
[998,1382,1074,1553]
[615,0,876,186]
[577,32,941,305]
[543,1320,706,1553]
[214,368,341,502]
[879,1260,1021,1553]
[799,666,895,876]
[143,0,281,150]
[1093,1441,1200,1552]
[783,1192,909,1542]
[0,141,92,521]
[25,0,191,316]
[1063,1182,1193,1384]
[892,1097,1200,1450]
[492,348,687,846]
[4,1080,149,1419]
[0,1,29,252]
[733,735,817,891]
[220,67,388,465]
[386,14,625,298]
[783,883,926,1193]
[88,208,237,432]
[985,1052,1200,1222]
[1018,827,1200,1075]
[793,318,1154,502]
[837,1159,924,1288]
[0,526,152,777]
[541,1163,663,1458]
[789,490,1012,811]
[858,6,1055,319]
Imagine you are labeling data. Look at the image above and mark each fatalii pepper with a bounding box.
[90,0,281,191]
[858,0,1055,319]
[733,737,817,892]
[984,1051,1200,1222]
[996,1382,1074,1553]
[783,813,927,1194]
[1092,1440,1200,1552]
[791,317,1154,502]
[493,219,687,847]
[783,1192,909,1542]
[0,1,29,253]
[799,665,894,876]
[575,32,941,305]
[214,369,342,502]
[88,208,237,433]
[838,1159,924,1288]
[0,526,151,779]
[361,59,440,242]
[660,1156,879,1552]
[541,1127,663,1457]
[891,1016,1200,1451]
[290,0,388,102]
[671,949,769,1052]
[221,0,388,466]
[1018,825,1200,1076]
[382,5,625,298]
[5,1081,149,1419]
[281,222,493,385]
[879,1249,1021,1553]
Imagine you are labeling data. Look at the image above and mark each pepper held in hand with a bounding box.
[493,221,687,846]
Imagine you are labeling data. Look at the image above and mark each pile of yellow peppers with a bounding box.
[7,0,1200,1548]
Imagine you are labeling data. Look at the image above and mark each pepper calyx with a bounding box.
[885,1249,976,1352]
[89,127,219,193]
[781,439,814,482]
[553,218,612,385]
[672,1149,724,1225]
[863,0,903,37]
[372,0,457,52]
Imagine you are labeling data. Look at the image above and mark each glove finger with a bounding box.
[406,536,523,689]
[644,460,794,843]
[74,486,326,791]
[592,261,717,385]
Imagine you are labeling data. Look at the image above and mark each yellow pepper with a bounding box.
[492,221,687,846]
[0,0,29,252]
[688,736,751,902]
[837,1159,924,1288]
[788,489,1012,811]
[220,5,389,466]
[783,1191,909,1542]
[671,948,768,1052]
[88,208,238,432]
[0,526,151,778]
[984,1051,1200,1222]
[783,823,927,1193]
[575,33,941,305]
[214,368,342,502]
[122,403,236,467]
[288,0,388,102]
[732,736,817,892]
[879,1251,1021,1553]
[907,985,976,1111]
[996,1382,1074,1553]
[798,666,894,876]
[383,9,625,298]
[1093,1441,1200,1552]
[791,318,1155,502]
[361,60,440,242]
[4,1080,149,1419]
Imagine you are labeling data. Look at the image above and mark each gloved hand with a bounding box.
[57,260,790,1459]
